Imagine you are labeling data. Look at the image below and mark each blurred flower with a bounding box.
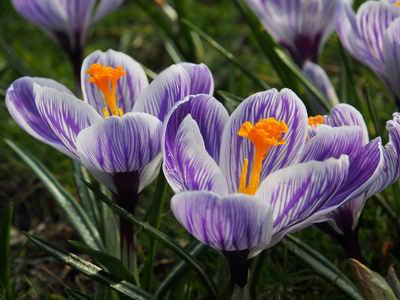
[162,89,354,288]
[336,1,400,107]
[244,0,349,67]
[11,0,124,80]
[304,104,400,263]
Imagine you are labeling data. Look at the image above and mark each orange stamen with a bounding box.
[396,1,400,7]
[238,118,287,195]
[87,63,126,117]
[308,115,324,128]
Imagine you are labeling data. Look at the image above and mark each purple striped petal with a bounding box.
[367,113,400,197]
[93,0,124,24]
[165,115,228,194]
[76,113,163,188]
[245,0,344,65]
[81,49,149,116]
[132,64,191,122]
[177,63,214,95]
[6,77,74,149]
[220,89,308,193]
[323,104,369,144]
[255,155,349,247]
[171,191,273,254]
[383,18,400,102]
[34,85,102,160]
[12,0,96,50]
[302,61,339,108]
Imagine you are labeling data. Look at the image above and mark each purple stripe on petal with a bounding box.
[220,88,308,193]
[132,64,191,122]
[171,191,273,252]
[255,156,349,246]
[169,115,228,195]
[6,77,74,148]
[81,49,149,116]
[93,0,124,24]
[34,85,102,159]
[177,63,214,95]
[383,19,400,102]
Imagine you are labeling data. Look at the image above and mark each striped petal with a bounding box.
[81,49,149,116]
[34,85,102,160]
[132,64,191,122]
[93,0,124,24]
[177,63,214,95]
[76,112,163,192]
[323,104,369,144]
[165,115,228,195]
[6,77,74,150]
[219,89,308,193]
[171,191,273,255]
[255,156,349,247]
[383,18,400,102]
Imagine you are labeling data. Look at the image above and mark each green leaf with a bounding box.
[65,287,92,300]
[182,19,271,91]
[155,241,208,299]
[0,202,13,297]
[85,181,219,300]
[282,235,364,300]
[349,258,397,300]
[5,139,105,252]
[24,233,155,300]
[69,240,136,284]
[365,83,383,139]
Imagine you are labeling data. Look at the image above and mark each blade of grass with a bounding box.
[5,139,105,252]
[0,202,13,299]
[182,19,270,91]
[173,0,196,61]
[24,233,156,300]
[85,181,219,300]
[142,173,168,291]
[282,235,364,300]
[65,287,92,300]
[365,83,383,139]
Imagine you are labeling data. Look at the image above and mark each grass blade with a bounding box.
[282,235,364,300]
[182,19,270,91]
[24,233,155,300]
[85,181,219,300]
[0,202,13,299]
[5,139,105,252]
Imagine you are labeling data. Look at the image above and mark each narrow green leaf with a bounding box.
[85,181,219,300]
[65,287,92,300]
[0,202,13,291]
[0,36,38,77]
[24,233,155,300]
[142,173,168,291]
[182,19,271,91]
[5,139,105,252]
[155,241,208,299]
[173,0,196,60]
[282,235,364,300]
[0,87,5,99]
[69,240,136,284]
[365,83,383,139]
[248,248,268,297]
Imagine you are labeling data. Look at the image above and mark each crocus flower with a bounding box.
[336,1,400,107]
[11,0,124,81]
[244,0,350,67]
[306,105,400,263]
[6,49,214,262]
[162,89,358,292]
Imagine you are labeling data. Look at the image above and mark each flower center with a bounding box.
[87,63,126,118]
[308,115,324,127]
[238,118,288,195]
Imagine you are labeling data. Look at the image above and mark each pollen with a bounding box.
[397,1,400,7]
[308,115,324,127]
[238,118,287,195]
[87,63,126,117]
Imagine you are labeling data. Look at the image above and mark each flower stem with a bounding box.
[223,250,250,291]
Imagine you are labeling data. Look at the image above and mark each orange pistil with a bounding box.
[308,115,324,128]
[396,1,400,7]
[238,118,288,195]
[87,63,126,117]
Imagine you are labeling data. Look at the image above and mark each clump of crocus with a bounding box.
[11,0,124,82]
[336,0,400,108]
[161,89,382,297]
[6,48,214,269]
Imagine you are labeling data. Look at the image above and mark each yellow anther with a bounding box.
[87,63,126,117]
[396,1,400,7]
[308,115,324,127]
[238,118,287,195]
